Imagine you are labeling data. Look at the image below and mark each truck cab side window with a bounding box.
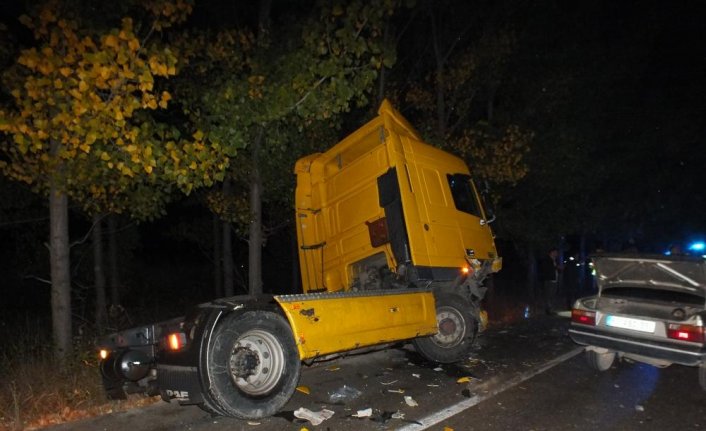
[447,174,482,218]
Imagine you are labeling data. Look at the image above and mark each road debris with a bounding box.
[388,389,405,394]
[456,376,472,383]
[404,395,419,407]
[391,411,405,419]
[328,384,362,404]
[433,366,444,372]
[635,405,645,412]
[352,408,373,418]
[380,380,398,385]
[295,385,310,395]
[293,408,335,426]
[412,373,421,378]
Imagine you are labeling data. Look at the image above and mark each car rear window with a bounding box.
[602,287,705,306]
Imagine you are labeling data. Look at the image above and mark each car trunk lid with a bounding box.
[593,254,706,298]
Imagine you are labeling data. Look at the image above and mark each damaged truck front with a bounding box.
[97,100,502,419]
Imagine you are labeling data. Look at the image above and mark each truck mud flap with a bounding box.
[156,364,204,405]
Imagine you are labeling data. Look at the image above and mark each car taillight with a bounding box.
[572,309,596,326]
[667,324,705,343]
[167,332,188,350]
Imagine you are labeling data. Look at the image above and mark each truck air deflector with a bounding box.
[378,168,412,267]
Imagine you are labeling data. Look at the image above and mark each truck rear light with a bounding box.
[167,332,187,351]
[572,309,596,326]
[667,324,705,343]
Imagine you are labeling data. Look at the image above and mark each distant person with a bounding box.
[669,243,685,256]
[539,248,563,315]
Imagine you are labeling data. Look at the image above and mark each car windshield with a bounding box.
[601,286,705,306]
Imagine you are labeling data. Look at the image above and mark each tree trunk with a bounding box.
[50,184,72,361]
[92,214,107,332]
[223,220,234,297]
[222,178,235,297]
[213,214,224,298]
[248,129,264,296]
[107,214,120,306]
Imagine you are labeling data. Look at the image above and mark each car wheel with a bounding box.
[203,311,301,419]
[413,293,477,364]
[699,363,706,391]
[585,349,615,371]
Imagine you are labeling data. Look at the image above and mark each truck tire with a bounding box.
[204,311,301,419]
[585,349,615,371]
[413,293,477,364]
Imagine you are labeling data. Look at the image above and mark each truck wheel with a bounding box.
[699,363,706,391]
[585,349,615,371]
[204,311,301,419]
[413,293,477,364]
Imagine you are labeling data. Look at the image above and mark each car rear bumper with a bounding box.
[569,324,706,366]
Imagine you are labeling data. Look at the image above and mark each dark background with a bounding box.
[1,0,704,324]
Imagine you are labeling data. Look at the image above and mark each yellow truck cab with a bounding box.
[97,100,501,420]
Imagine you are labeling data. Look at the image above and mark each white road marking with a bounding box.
[397,347,584,431]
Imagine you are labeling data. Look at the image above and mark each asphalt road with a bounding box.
[48,315,706,431]
[49,316,576,431]
[437,351,706,431]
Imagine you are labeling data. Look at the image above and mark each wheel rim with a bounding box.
[228,329,285,396]
[431,306,466,348]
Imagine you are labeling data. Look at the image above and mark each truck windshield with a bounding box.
[447,174,483,218]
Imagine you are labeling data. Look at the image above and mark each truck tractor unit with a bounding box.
[98,100,502,419]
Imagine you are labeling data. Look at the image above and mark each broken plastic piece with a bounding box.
[293,408,335,426]
[404,395,418,407]
[352,408,373,418]
[391,411,405,419]
[328,384,362,403]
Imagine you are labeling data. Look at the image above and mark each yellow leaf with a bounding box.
[59,67,71,77]
[100,152,110,161]
[456,377,472,384]
[128,38,139,52]
[104,34,119,49]
[295,386,310,395]
[192,130,204,141]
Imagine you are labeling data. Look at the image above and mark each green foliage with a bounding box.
[0,0,231,219]
[173,0,402,229]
